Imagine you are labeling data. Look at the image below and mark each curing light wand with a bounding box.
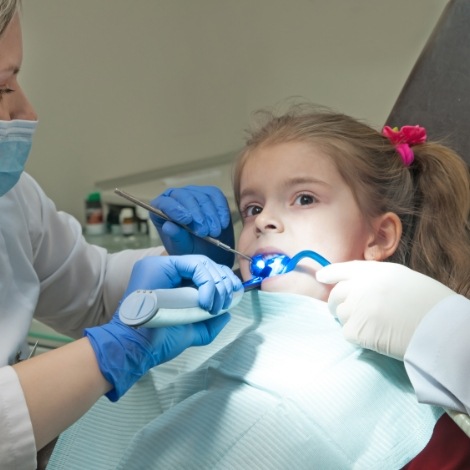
[114,188,252,262]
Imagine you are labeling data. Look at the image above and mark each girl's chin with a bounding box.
[259,272,329,301]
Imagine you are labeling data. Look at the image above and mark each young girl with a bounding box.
[232,103,470,468]
[46,104,470,469]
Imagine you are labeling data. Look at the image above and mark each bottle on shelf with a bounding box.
[119,207,136,237]
[106,205,122,235]
[85,191,105,235]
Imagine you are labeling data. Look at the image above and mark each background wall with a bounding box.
[21,0,448,224]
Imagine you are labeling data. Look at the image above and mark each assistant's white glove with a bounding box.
[316,261,455,359]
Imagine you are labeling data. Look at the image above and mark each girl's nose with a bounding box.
[254,207,284,234]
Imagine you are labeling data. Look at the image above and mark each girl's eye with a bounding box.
[242,204,263,218]
[294,193,316,206]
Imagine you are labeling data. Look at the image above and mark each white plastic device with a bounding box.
[119,287,244,328]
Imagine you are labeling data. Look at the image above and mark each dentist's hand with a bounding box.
[85,255,242,401]
[316,261,455,359]
[150,186,235,267]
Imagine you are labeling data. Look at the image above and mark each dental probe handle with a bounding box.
[119,287,244,328]
[114,188,252,262]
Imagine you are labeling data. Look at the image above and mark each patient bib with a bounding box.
[48,291,442,470]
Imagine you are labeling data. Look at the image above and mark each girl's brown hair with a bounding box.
[233,103,470,297]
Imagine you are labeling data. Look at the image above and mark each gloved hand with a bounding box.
[150,185,235,267]
[85,255,242,401]
[316,261,455,360]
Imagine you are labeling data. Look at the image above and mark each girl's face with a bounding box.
[237,141,375,300]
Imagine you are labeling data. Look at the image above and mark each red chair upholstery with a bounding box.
[402,413,470,470]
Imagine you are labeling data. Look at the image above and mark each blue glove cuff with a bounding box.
[85,323,156,402]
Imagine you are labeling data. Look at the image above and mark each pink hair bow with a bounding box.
[382,125,427,166]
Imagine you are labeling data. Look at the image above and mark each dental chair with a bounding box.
[387,0,470,169]
[386,0,470,440]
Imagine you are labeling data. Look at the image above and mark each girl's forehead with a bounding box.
[238,142,343,194]
[241,141,337,175]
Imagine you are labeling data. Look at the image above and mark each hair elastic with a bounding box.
[382,125,427,166]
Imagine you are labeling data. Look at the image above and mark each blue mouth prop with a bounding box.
[242,250,331,291]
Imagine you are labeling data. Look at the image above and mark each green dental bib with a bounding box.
[49,291,442,470]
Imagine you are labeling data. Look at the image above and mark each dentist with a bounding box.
[0,2,239,469]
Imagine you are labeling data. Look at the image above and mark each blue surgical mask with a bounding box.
[0,119,38,196]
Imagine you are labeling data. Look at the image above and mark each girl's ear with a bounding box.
[364,212,402,261]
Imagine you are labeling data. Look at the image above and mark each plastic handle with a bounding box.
[119,287,244,328]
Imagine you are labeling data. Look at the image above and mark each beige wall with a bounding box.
[21,0,448,224]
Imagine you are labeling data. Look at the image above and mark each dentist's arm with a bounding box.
[317,261,470,414]
[14,255,241,452]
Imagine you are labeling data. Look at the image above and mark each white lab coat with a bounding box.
[405,294,470,415]
[0,173,163,470]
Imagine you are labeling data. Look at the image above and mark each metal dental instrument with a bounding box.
[28,340,39,359]
[114,188,252,262]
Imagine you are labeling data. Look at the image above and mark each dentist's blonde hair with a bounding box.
[233,103,470,297]
[0,0,19,37]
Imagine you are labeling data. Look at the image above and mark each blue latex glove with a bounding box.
[150,185,235,267]
[85,255,242,401]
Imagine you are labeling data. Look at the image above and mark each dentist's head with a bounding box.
[0,0,38,196]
